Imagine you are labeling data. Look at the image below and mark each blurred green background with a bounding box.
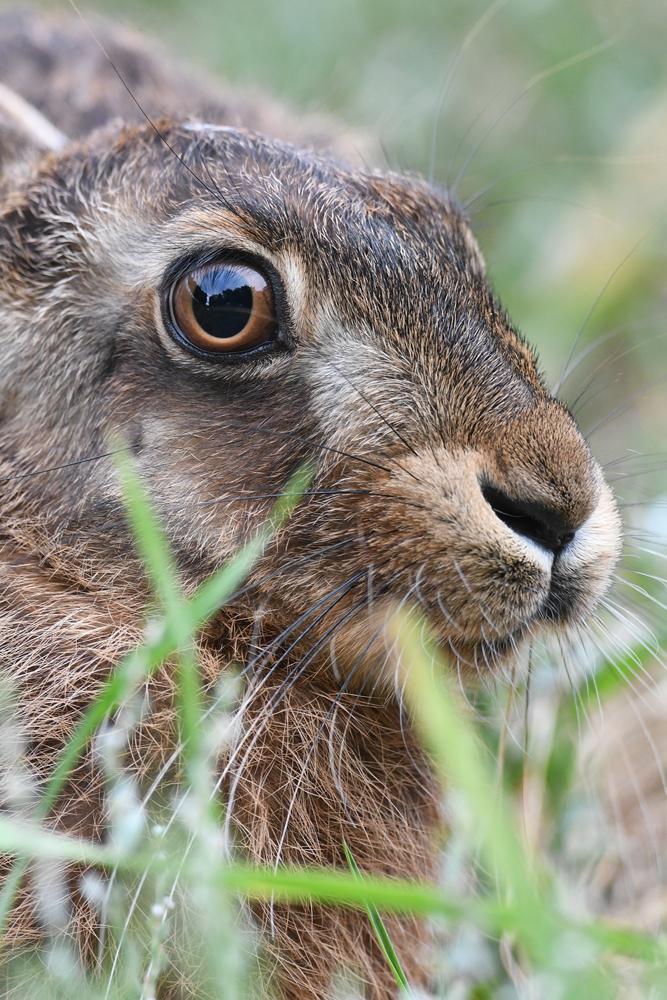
[31,0,667,495]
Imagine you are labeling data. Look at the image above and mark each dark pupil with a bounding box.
[191,268,253,339]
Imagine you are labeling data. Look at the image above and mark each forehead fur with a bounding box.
[1,118,480,265]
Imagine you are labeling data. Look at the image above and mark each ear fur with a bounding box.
[0,82,67,193]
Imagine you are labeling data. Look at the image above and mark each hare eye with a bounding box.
[169,262,278,355]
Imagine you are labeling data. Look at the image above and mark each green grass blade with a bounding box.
[0,459,315,942]
[188,459,317,626]
[116,448,208,799]
[389,610,556,963]
[114,448,182,614]
[0,811,662,968]
[343,841,413,997]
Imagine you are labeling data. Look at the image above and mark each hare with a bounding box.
[0,6,624,998]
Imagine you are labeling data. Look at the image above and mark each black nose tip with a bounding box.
[481,484,576,555]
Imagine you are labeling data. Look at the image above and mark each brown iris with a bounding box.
[170,262,278,353]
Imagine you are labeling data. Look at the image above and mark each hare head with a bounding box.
[0,115,621,675]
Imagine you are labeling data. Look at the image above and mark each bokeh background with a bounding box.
[24,0,667,496]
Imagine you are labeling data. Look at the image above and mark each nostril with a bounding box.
[481,484,576,555]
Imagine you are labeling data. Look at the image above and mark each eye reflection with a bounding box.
[170,262,278,354]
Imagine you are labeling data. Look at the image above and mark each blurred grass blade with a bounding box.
[115,453,316,787]
[389,610,556,963]
[0,638,169,936]
[0,817,153,871]
[0,813,662,965]
[343,840,413,997]
[0,457,315,941]
[189,458,317,625]
[114,446,182,615]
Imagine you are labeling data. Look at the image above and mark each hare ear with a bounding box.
[0,82,67,185]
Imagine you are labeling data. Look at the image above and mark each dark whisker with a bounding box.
[221,419,396,476]
[603,450,667,472]
[556,213,667,395]
[463,156,589,211]
[237,568,374,682]
[567,329,667,415]
[556,325,631,391]
[272,617,393,862]
[0,448,130,485]
[238,550,425,748]
[160,489,425,515]
[470,193,614,223]
[428,0,509,185]
[568,370,625,422]
[68,0,251,227]
[329,363,421,464]
[224,594,372,816]
[196,138,255,224]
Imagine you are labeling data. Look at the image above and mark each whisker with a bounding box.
[566,329,667,414]
[159,488,425,515]
[470,193,615,225]
[68,0,252,227]
[328,363,421,465]
[464,154,667,215]
[463,157,567,211]
[495,661,518,786]
[223,554,427,827]
[271,614,388,868]
[605,591,667,648]
[614,577,667,618]
[220,419,397,476]
[0,448,131,485]
[557,634,589,741]
[599,602,666,677]
[591,616,661,710]
[103,571,374,987]
[428,0,510,185]
[224,595,373,846]
[556,214,667,396]
[556,325,638,392]
[584,374,667,440]
[523,641,533,758]
[452,36,619,196]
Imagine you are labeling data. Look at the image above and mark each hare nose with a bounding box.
[481,484,576,555]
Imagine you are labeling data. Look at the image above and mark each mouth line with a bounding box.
[448,593,572,663]
[483,586,579,652]
[477,583,584,657]
[539,569,583,625]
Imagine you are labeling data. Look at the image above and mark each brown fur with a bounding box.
[0,9,622,998]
